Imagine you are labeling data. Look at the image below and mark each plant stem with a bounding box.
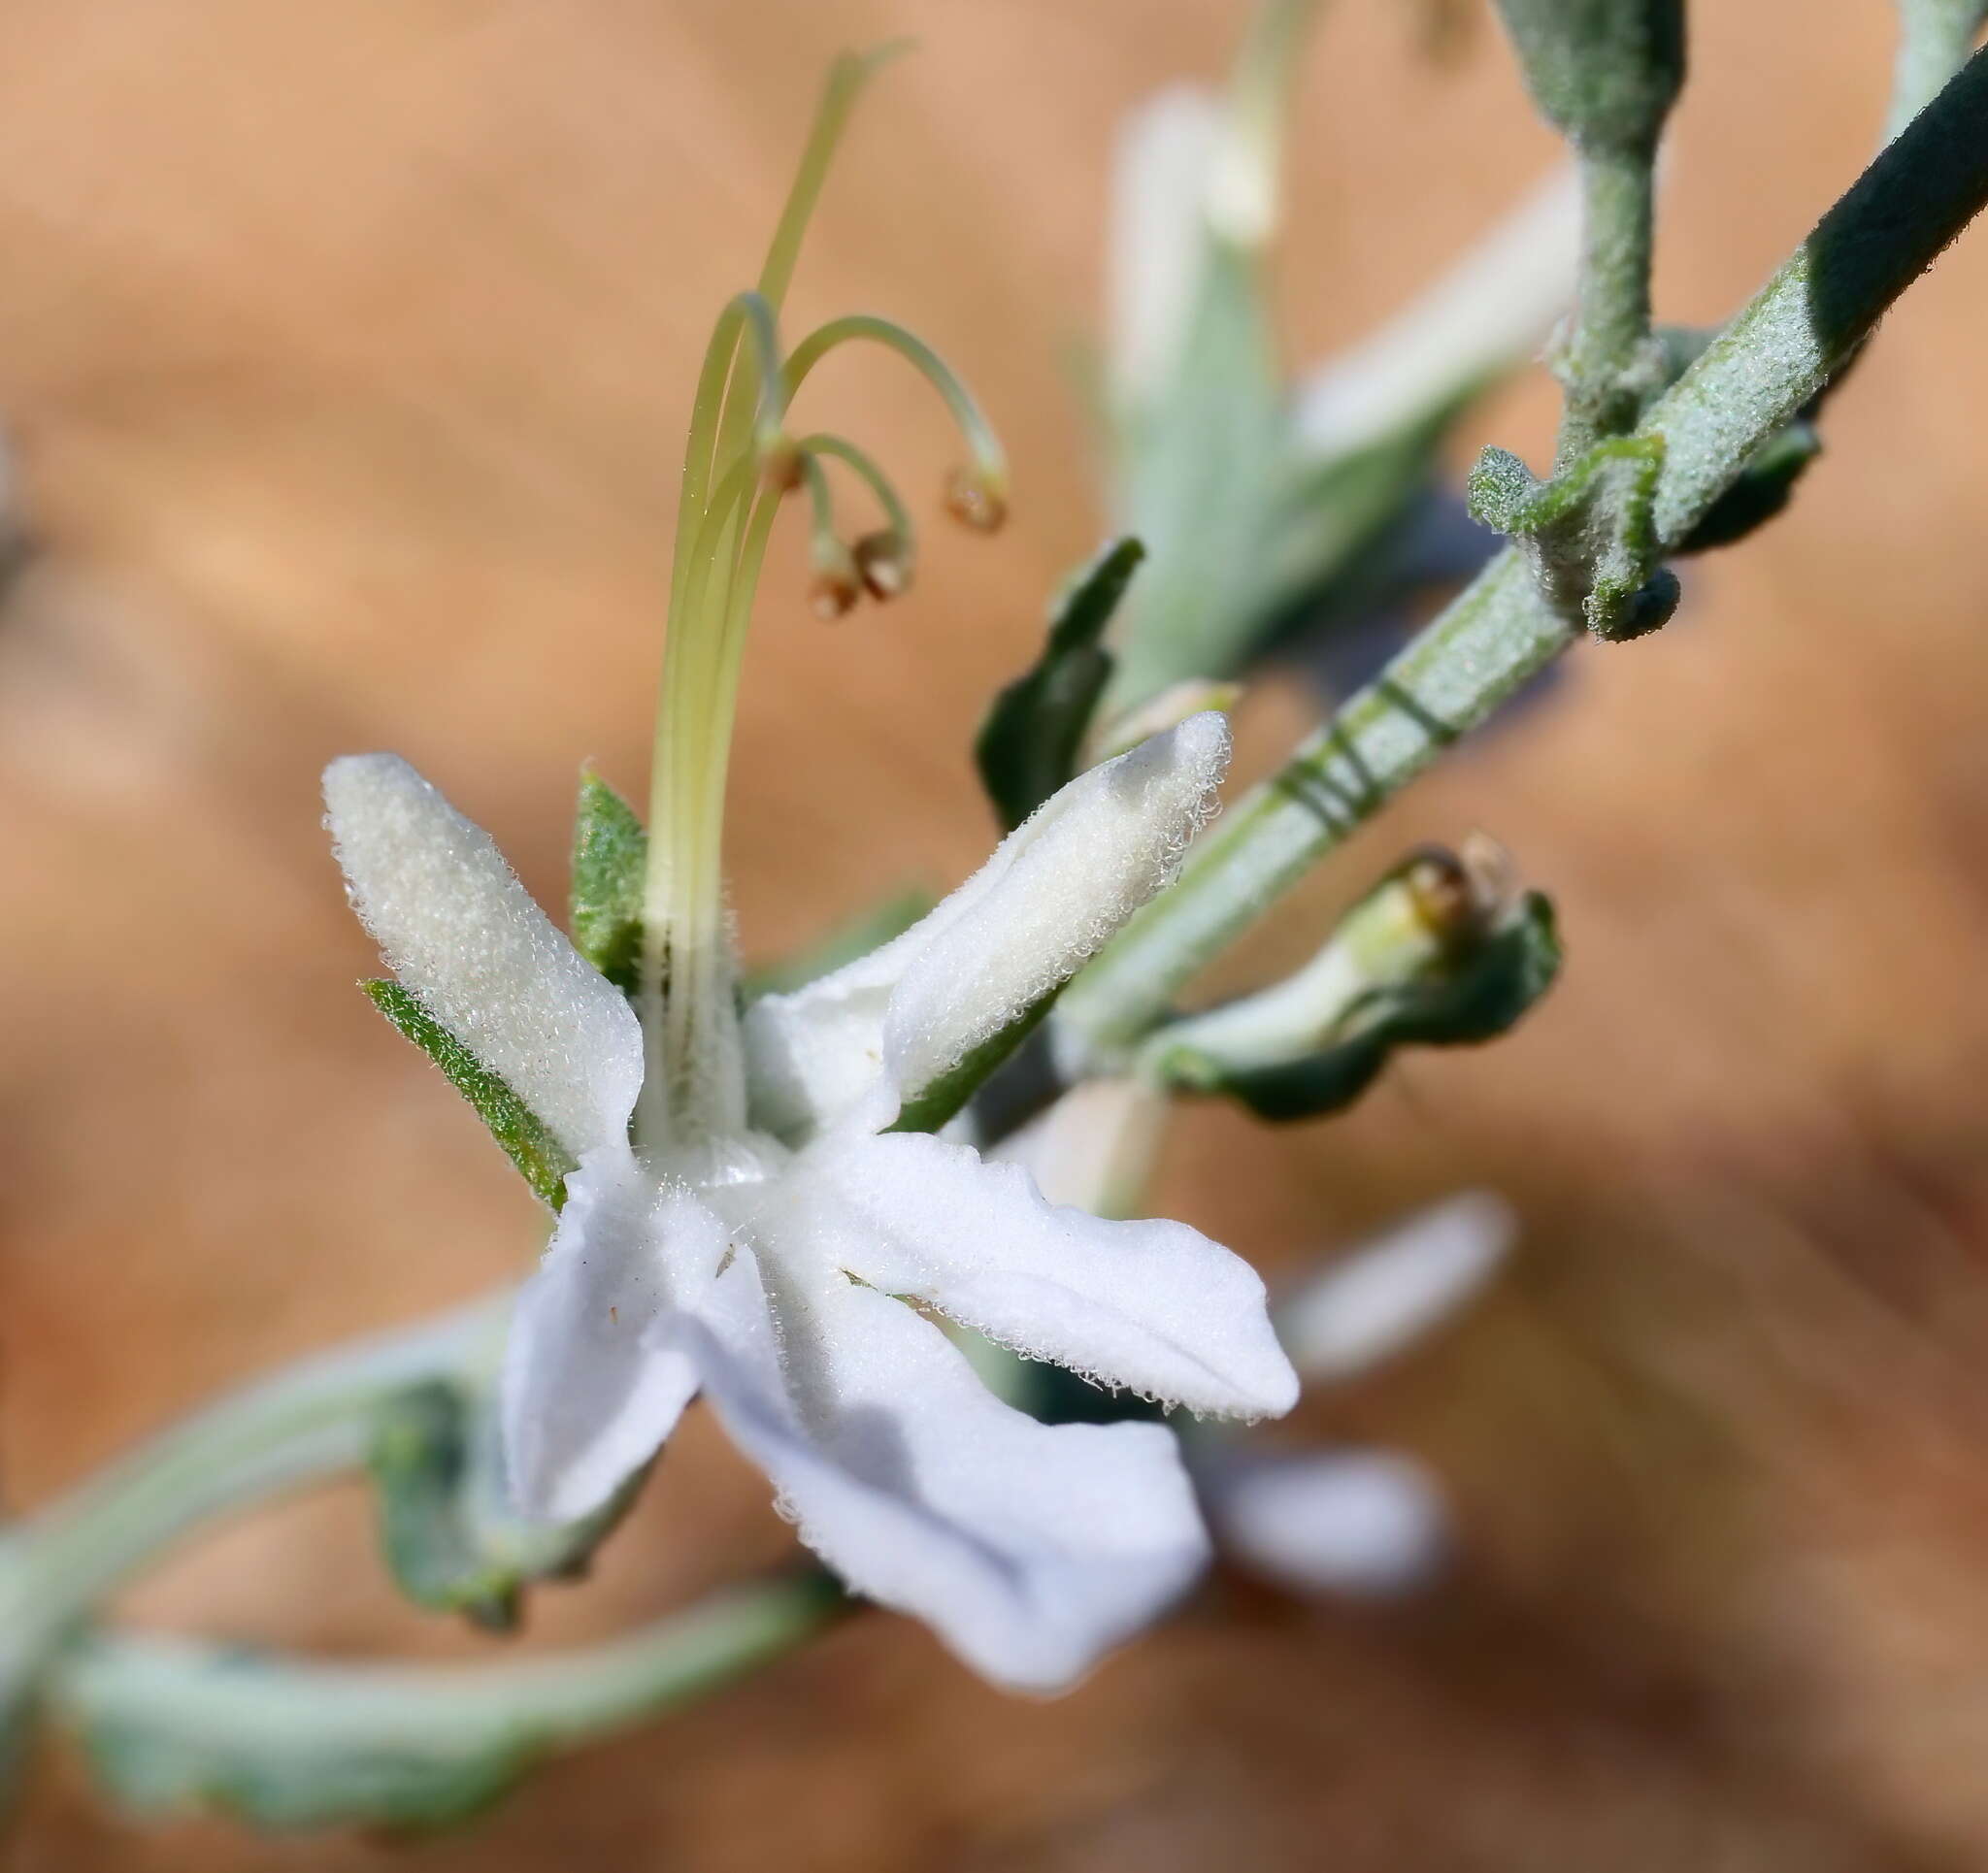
[1058,45,1988,1057]
[1557,137,1658,460]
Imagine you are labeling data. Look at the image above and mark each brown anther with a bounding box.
[943,465,1008,534]
[809,568,861,621]
[853,531,912,601]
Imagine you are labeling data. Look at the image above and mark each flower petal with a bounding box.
[1196,1446,1445,1597]
[802,1129,1297,1420]
[680,1258,1210,1692]
[743,714,1229,1138]
[500,1146,727,1522]
[1276,1192,1513,1383]
[324,753,644,1160]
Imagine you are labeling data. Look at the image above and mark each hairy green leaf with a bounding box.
[363,981,576,1209]
[368,1381,638,1634]
[80,1680,534,1833]
[570,772,647,993]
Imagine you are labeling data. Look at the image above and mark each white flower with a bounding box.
[324,712,1297,1692]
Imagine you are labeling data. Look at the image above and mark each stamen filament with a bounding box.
[797,452,861,617]
[800,432,914,549]
[783,315,1008,489]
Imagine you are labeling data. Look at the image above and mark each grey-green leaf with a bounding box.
[363,981,576,1209]
[570,772,647,994]
[78,1668,535,1833]
[975,537,1143,833]
[368,1380,639,1633]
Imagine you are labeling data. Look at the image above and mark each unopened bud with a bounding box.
[853,531,913,601]
[944,465,1008,534]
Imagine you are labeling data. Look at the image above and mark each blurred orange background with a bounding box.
[7,1,1988,1867]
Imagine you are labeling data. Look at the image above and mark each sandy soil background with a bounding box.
[7,1,1988,1867]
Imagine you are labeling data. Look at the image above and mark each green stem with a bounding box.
[1059,46,1988,1056]
[1557,137,1657,460]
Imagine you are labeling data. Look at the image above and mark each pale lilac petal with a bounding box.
[324,753,644,1160]
[1197,1447,1447,1597]
[803,1130,1297,1420]
[680,1258,1210,1692]
[501,1148,727,1522]
[743,716,1229,1140]
[1276,1193,1514,1382]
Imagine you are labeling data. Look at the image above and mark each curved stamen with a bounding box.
[798,452,861,617]
[799,433,916,600]
[782,315,1009,526]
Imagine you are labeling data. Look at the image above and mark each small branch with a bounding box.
[1058,46,1988,1057]
[1557,137,1660,458]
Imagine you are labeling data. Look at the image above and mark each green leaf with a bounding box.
[743,887,937,1000]
[79,1673,535,1833]
[363,981,576,1209]
[369,1383,520,1631]
[1163,893,1563,1122]
[975,537,1143,832]
[1107,241,1286,709]
[368,1381,639,1633]
[570,772,647,994]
